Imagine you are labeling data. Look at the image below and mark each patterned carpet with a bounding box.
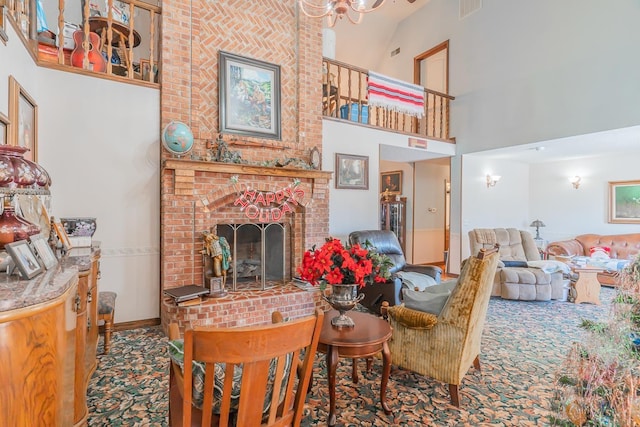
[87,289,614,426]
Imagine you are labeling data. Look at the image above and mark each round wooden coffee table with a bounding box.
[317,310,393,426]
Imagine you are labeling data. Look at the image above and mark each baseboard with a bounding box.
[108,318,161,332]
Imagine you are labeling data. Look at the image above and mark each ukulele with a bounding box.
[70,30,106,72]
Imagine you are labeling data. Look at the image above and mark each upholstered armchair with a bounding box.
[469,228,565,301]
[348,229,442,314]
[382,246,500,407]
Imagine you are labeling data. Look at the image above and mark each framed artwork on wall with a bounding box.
[381,170,403,195]
[0,112,8,145]
[609,180,640,224]
[8,76,38,161]
[218,51,281,140]
[335,153,369,190]
[6,240,43,279]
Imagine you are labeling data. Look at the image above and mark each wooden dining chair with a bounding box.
[168,308,324,427]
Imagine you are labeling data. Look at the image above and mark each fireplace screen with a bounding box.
[217,223,290,290]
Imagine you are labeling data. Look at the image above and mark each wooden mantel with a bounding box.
[163,159,333,180]
[163,159,333,196]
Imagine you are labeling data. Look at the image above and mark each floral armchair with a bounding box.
[382,246,500,407]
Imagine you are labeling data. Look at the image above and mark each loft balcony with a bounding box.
[1,2,453,142]
[2,0,160,86]
[322,58,455,143]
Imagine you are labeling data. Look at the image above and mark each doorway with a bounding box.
[414,40,449,140]
[413,41,451,269]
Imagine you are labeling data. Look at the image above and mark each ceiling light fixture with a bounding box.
[298,0,386,28]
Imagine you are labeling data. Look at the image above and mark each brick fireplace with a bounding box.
[159,1,328,331]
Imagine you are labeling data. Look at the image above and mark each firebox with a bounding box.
[214,222,291,290]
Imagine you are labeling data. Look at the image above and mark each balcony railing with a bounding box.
[4,0,160,85]
[323,58,455,142]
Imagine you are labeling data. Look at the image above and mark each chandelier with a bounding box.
[298,0,386,28]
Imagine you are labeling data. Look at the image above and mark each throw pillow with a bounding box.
[502,260,529,267]
[402,288,451,316]
[527,260,572,275]
[396,271,438,291]
[422,279,458,294]
[590,246,611,259]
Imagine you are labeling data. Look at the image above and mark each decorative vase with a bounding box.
[0,198,40,249]
[323,283,365,327]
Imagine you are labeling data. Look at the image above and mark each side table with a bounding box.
[317,310,393,426]
[573,267,603,305]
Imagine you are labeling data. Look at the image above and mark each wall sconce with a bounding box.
[569,176,581,189]
[486,174,501,188]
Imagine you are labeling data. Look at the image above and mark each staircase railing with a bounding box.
[323,58,455,142]
[4,0,160,85]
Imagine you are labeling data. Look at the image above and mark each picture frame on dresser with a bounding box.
[53,221,73,250]
[8,76,38,161]
[30,235,58,269]
[6,240,43,279]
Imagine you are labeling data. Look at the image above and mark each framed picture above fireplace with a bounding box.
[218,51,281,140]
[335,153,369,190]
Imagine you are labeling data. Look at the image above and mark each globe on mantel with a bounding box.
[162,121,194,157]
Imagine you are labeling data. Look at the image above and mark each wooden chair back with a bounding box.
[170,309,324,427]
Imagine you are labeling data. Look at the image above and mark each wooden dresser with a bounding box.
[0,247,101,426]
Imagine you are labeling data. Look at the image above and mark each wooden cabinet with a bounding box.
[0,247,101,427]
[0,270,78,426]
[380,198,407,253]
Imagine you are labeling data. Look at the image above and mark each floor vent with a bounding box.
[460,0,482,19]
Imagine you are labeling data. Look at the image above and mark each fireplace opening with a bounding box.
[215,223,291,290]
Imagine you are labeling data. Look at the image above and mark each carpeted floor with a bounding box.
[87,289,614,426]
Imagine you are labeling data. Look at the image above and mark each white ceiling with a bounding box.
[467,125,640,164]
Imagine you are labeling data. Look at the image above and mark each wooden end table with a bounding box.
[572,267,603,305]
[317,310,393,426]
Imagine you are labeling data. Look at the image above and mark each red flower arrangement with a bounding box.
[297,238,392,289]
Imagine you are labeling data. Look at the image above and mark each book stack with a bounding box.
[164,285,209,306]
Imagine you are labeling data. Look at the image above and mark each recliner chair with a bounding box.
[348,230,442,313]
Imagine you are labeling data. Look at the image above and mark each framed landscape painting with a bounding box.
[335,153,368,190]
[609,180,640,224]
[218,51,281,140]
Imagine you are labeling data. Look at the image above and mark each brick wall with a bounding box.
[160,0,328,328]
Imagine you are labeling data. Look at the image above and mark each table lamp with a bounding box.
[529,219,546,239]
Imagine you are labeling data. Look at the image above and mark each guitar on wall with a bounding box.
[70,30,106,72]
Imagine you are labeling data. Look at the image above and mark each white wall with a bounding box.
[460,155,530,261]
[1,22,160,323]
[376,0,640,154]
[323,119,454,245]
[530,153,640,243]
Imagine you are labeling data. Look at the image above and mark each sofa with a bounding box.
[469,228,566,301]
[348,230,442,313]
[547,233,640,286]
